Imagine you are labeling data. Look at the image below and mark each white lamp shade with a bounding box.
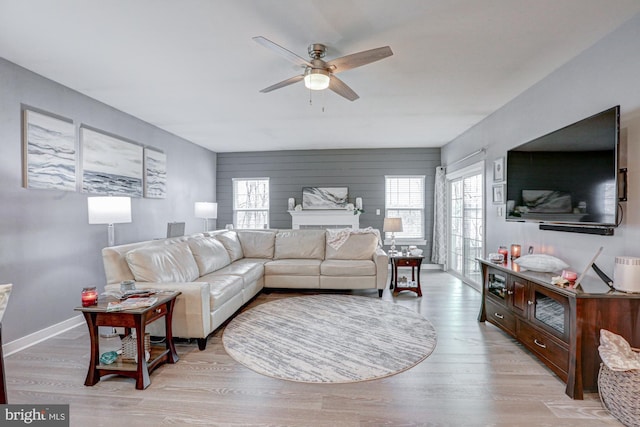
[88,197,132,224]
[195,202,218,219]
[383,217,403,233]
[304,68,330,90]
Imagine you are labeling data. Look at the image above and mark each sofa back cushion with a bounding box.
[187,236,232,276]
[325,233,379,260]
[214,231,244,262]
[125,241,200,282]
[274,230,326,260]
[237,230,276,258]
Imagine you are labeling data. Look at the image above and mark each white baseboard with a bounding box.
[3,315,85,357]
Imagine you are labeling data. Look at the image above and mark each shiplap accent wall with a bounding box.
[217,148,440,261]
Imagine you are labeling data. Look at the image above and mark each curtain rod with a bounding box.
[444,148,486,169]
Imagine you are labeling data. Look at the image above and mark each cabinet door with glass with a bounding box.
[486,269,508,304]
[529,284,570,343]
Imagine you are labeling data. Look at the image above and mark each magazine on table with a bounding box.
[106,297,158,312]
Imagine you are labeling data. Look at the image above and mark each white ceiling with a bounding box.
[1,1,640,153]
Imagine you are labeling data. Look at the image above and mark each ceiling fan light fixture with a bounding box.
[304,68,330,90]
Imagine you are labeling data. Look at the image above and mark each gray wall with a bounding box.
[0,58,217,343]
[217,148,440,259]
[442,12,640,279]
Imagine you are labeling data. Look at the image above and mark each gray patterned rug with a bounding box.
[222,294,437,383]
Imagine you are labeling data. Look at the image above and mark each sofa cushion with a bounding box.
[274,230,325,260]
[125,241,200,283]
[212,259,265,286]
[214,231,244,262]
[325,233,378,260]
[237,230,276,258]
[321,259,376,276]
[199,272,244,310]
[187,236,232,276]
[265,259,322,276]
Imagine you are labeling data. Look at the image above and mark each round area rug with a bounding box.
[222,294,437,383]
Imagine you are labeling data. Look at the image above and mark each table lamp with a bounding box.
[195,202,217,232]
[383,217,403,254]
[88,196,132,247]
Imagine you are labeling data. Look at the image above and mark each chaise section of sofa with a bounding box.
[102,228,388,350]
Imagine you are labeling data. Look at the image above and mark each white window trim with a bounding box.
[384,174,426,244]
[232,177,270,229]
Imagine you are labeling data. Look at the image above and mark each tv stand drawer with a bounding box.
[485,299,516,335]
[518,321,568,379]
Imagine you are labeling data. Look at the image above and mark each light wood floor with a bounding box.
[4,271,622,426]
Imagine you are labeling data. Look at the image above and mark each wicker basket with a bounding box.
[599,363,640,427]
[121,333,151,363]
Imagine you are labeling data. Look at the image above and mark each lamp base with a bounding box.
[107,223,115,247]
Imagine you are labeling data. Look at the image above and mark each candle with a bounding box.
[510,244,521,260]
[81,287,98,307]
[498,246,508,259]
[562,270,578,282]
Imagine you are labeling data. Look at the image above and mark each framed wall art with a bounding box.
[81,127,143,197]
[493,157,505,182]
[492,183,505,204]
[144,147,167,198]
[22,108,76,191]
[302,187,348,209]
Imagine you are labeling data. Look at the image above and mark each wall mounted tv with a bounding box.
[506,106,620,232]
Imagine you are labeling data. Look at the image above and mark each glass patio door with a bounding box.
[447,163,484,285]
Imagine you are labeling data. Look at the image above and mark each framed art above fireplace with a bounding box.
[302,187,348,209]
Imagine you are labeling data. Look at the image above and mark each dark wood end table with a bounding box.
[390,255,424,297]
[75,291,180,390]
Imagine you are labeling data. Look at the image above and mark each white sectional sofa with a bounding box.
[102,228,388,350]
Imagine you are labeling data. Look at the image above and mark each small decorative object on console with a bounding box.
[510,244,521,260]
[562,270,578,282]
[614,256,640,293]
[498,246,509,259]
[489,253,504,263]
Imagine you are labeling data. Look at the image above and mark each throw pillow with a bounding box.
[214,231,244,262]
[187,236,232,276]
[513,254,569,272]
[126,241,200,282]
[325,233,378,260]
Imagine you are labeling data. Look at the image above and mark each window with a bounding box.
[233,178,269,229]
[385,175,425,242]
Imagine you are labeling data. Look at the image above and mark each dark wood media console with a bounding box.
[477,258,640,399]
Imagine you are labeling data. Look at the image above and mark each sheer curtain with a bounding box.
[431,166,446,264]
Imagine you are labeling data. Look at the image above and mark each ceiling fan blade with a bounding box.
[253,36,313,68]
[327,46,393,73]
[259,74,305,93]
[328,75,359,101]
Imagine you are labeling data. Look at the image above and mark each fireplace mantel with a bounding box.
[289,210,360,229]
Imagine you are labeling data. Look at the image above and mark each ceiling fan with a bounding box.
[253,36,393,101]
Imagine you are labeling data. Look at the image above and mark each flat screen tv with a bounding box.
[506,106,620,228]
